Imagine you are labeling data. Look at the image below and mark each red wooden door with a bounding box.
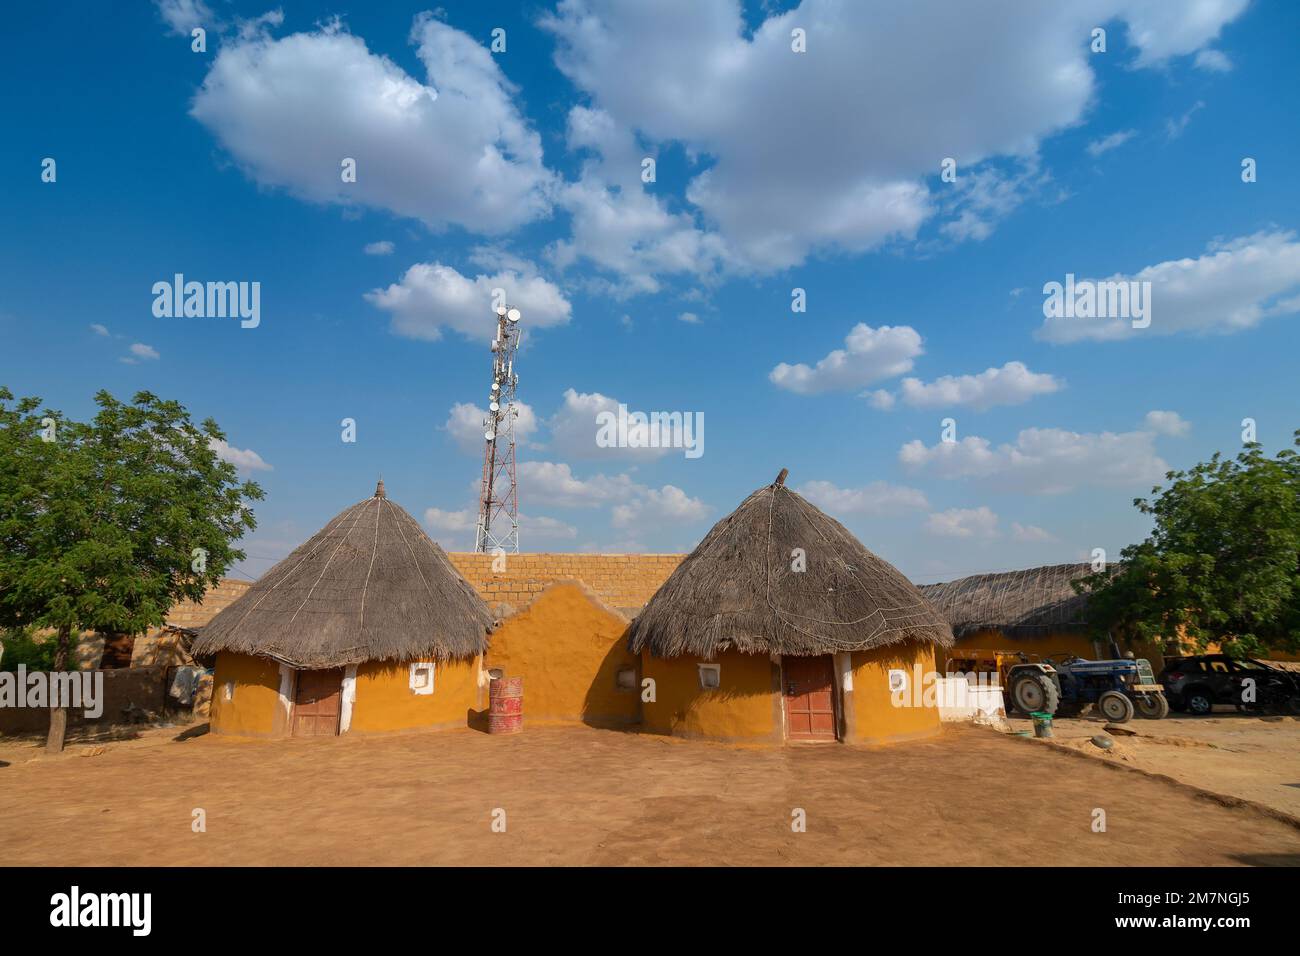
[292,668,343,737]
[783,655,837,741]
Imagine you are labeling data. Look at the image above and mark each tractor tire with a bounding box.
[1098,690,1135,723]
[1185,688,1214,716]
[1135,693,1169,719]
[1010,673,1059,716]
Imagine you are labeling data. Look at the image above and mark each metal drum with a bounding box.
[488,676,523,734]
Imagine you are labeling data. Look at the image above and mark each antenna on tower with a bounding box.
[475,304,522,554]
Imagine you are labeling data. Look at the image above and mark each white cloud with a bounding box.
[678,311,701,324]
[925,506,999,538]
[546,388,690,460]
[612,484,709,529]
[1086,129,1137,157]
[517,460,640,508]
[1038,230,1300,343]
[897,361,1062,411]
[770,324,923,395]
[1011,522,1056,543]
[422,507,577,547]
[865,389,896,411]
[1144,410,1190,436]
[443,401,539,454]
[155,0,212,36]
[1120,0,1249,67]
[516,460,707,537]
[366,262,571,341]
[540,0,1248,278]
[938,161,1045,243]
[1194,48,1233,72]
[521,513,580,541]
[190,15,552,233]
[423,506,477,534]
[363,241,394,256]
[546,106,731,295]
[89,323,109,336]
[1165,100,1205,139]
[121,343,160,364]
[209,438,272,472]
[797,480,928,516]
[900,427,1168,494]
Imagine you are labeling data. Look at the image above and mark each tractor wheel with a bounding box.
[1098,691,1135,723]
[1135,693,1169,719]
[1185,689,1213,716]
[1010,673,1059,716]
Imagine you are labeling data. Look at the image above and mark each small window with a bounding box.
[697,663,721,690]
[409,661,436,695]
[223,680,235,701]
[615,667,637,691]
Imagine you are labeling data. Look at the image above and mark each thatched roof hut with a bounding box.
[627,469,952,658]
[918,563,1099,640]
[193,481,493,668]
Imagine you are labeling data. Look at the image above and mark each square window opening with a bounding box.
[409,661,436,695]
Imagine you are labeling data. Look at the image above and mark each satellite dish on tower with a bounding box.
[495,305,508,316]
[484,430,495,441]
[507,307,521,323]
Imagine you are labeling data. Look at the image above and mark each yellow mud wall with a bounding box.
[209,652,281,737]
[847,642,941,744]
[348,655,481,734]
[484,583,640,727]
[950,629,1102,662]
[640,649,779,742]
[950,629,1171,669]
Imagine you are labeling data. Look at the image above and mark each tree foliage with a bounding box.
[0,386,263,664]
[1076,432,1300,657]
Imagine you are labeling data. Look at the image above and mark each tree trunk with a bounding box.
[45,624,72,754]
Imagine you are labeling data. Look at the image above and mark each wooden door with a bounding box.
[292,668,343,737]
[783,655,837,741]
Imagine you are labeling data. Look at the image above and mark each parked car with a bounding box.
[1159,654,1300,715]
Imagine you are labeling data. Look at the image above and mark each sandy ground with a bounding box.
[1,722,1297,866]
[1005,713,1300,820]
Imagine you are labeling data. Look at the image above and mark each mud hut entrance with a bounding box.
[782,655,837,741]
[292,668,344,737]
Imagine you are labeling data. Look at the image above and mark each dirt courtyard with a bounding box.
[1,723,1297,866]
[1005,713,1300,821]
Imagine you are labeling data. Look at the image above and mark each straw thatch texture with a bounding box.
[627,474,952,657]
[918,564,1101,639]
[192,487,492,668]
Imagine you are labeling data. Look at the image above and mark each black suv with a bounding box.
[1159,654,1300,716]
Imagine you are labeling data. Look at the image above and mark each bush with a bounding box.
[0,627,63,671]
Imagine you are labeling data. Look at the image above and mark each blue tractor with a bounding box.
[1035,655,1169,722]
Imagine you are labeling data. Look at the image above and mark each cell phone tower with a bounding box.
[474,304,522,554]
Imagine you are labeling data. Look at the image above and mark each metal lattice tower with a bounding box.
[474,304,522,554]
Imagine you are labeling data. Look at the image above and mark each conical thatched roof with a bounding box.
[627,470,952,658]
[193,482,492,668]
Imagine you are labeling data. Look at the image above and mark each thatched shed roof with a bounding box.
[627,470,952,658]
[918,563,1100,640]
[192,482,492,668]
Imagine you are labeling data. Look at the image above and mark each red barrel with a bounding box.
[488,676,523,734]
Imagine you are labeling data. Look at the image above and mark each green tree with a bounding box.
[1076,432,1300,658]
[0,387,263,751]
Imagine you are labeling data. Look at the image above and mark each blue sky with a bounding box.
[2,0,1298,584]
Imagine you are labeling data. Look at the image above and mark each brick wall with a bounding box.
[164,578,253,629]
[447,553,685,616]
